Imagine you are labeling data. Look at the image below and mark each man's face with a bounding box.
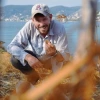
[32,13,52,36]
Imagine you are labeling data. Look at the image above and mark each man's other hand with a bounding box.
[25,54,43,69]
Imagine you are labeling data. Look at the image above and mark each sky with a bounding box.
[2,0,82,7]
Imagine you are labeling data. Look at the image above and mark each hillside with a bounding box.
[2,5,32,18]
[50,5,80,15]
[1,3,100,21]
[1,5,80,21]
[97,2,100,11]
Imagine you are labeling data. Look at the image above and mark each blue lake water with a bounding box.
[0,21,100,55]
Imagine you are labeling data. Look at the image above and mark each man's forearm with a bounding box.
[53,51,64,62]
[25,54,32,61]
[53,51,70,63]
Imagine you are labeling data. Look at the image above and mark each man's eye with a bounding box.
[43,18,47,21]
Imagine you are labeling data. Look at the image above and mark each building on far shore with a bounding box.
[56,14,67,22]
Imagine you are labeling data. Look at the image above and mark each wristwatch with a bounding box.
[51,50,58,58]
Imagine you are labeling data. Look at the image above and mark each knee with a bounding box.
[10,55,33,75]
[10,56,20,66]
[10,56,23,71]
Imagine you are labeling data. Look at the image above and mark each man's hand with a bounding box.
[25,54,43,69]
[45,40,56,56]
[44,40,64,62]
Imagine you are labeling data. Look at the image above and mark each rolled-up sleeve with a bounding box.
[56,25,70,61]
[7,23,30,66]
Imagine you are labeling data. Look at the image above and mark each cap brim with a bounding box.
[32,10,48,17]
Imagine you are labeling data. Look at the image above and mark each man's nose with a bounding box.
[39,22,45,27]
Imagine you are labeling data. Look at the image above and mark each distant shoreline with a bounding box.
[1,20,100,22]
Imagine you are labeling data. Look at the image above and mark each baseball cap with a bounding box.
[31,4,50,18]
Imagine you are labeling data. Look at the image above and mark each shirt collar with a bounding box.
[48,29,54,36]
[36,29,40,36]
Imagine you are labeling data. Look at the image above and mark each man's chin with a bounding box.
[39,30,48,34]
[41,32,47,35]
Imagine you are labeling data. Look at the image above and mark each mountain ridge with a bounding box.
[2,5,81,18]
[1,4,100,21]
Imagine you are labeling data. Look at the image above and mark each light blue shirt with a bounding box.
[7,20,69,67]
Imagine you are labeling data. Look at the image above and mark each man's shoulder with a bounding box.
[25,20,34,27]
[51,20,65,35]
[52,20,64,28]
[22,20,35,31]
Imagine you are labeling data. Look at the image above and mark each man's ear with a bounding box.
[31,18,34,22]
[49,14,52,20]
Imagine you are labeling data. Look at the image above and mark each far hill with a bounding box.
[2,5,81,18]
[50,6,80,16]
[1,3,100,21]
[2,5,33,18]
[97,2,100,11]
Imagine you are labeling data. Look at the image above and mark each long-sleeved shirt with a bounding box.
[7,20,69,72]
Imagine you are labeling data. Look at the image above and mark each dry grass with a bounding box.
[0,50,26,99]
[0,50,54,99]
[0,49,100,100]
